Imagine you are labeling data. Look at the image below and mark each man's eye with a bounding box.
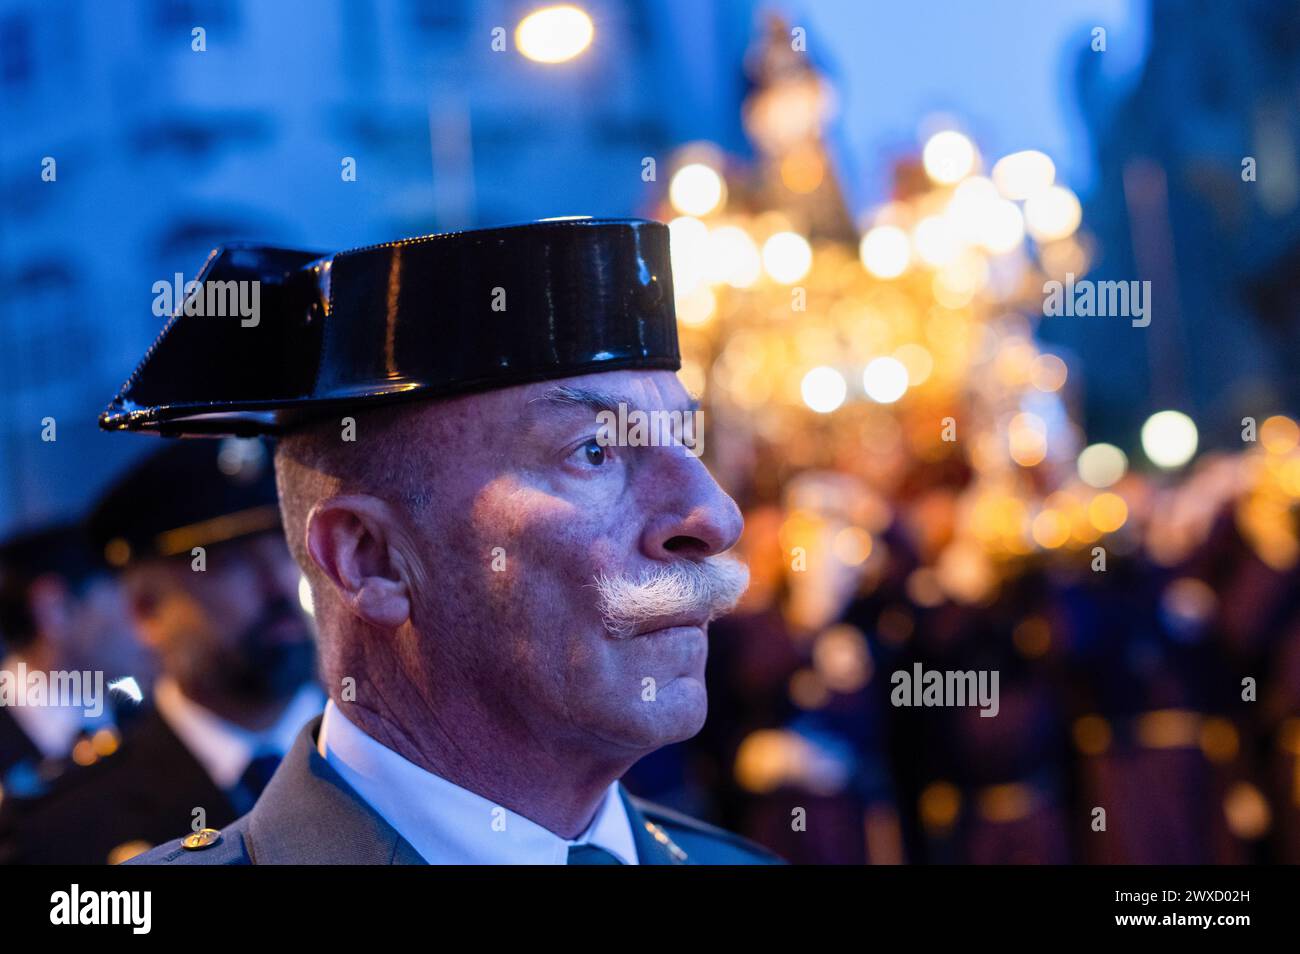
[571,438,610,467]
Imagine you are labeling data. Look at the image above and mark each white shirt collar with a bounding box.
[1,654,108,759]
[317,698,638,865]
[153,677,324,789]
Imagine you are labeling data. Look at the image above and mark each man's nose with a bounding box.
[640,454,744,561]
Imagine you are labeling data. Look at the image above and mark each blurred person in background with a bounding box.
[0,522,150,796]
[0,439,323,864]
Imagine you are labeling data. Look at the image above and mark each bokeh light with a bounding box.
[912,215,961,267]
[991,150,1056,200]
[761,231,813,284]
[1030,353,1068,392]
[1023,185,1082,242]
[1077,443,1128,488]
[922,130,977,184]
[1141,410,1199,469]
[706,225,761,287]
[862,356,909,403]
[298,575,315,616]
[860,225,911,278]
[801,366,847,413]
[1009,412,1048,467]
[515,5,594,63]
[1087,492,1128,533]
[979,198,1025,254]
[667,215,709,292]
[677,286,717,327]
[1260,415,1299,454]
[669,162,726,217]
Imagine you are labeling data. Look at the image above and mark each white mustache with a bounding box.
[593,557,750,639]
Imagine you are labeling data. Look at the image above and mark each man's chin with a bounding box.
[593,677,708,751]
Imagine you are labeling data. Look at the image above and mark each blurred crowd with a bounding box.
[607,11,1300,865]
[624,446,1300,864]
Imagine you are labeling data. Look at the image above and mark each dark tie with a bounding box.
[567,843,625,865]
[230,751,281,814]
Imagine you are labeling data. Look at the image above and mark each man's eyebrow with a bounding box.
[533,385,625,417]
[526,385,700,422]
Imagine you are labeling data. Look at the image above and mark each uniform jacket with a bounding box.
[131,716,785,865]
[0,706,239,864]
[0,706,42,781]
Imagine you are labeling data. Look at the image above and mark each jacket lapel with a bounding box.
[0,704,42,774]
[247,716,425,864]
[620,786,690,865]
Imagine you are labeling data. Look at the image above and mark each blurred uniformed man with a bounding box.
[0,440,323,864]
[104,220,782,864]
[0,523,146,795]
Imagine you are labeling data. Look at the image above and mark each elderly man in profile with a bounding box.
[107,219,781,865]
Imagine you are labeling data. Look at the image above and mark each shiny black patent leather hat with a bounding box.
[99,217,680,437]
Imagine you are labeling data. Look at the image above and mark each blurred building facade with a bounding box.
[0,0,756,530]
[1045,0,1300,448]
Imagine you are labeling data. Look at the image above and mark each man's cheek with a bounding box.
[474,490,624,624]
[496,558,583,628]
[503,514,601,585]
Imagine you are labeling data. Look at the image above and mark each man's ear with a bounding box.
[305,495,412,630]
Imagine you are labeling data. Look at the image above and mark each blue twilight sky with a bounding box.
[791,0,1150,213]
